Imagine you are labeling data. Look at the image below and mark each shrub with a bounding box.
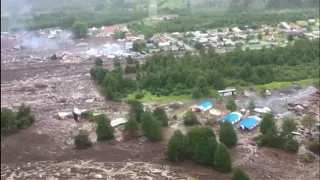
[205,117,216,126]
[152,107,169,126]
[219,122,238,148]
[94,58,103,66]
[226,99,237,112]
[260,113,277,135]
[71,21,88,38]
[82,111,94,121]
[166,130,187,161]
[186,127,218,165]
[74,132,92,149]
[1,104,35,136]
[95,114,115,141]
[123,118,139,140]
[141,111,163,141]
[283,138,299,153]
[135,92,145,99]
[307,140,320,155]
[128,100,144,122]
[183,111,199,126]
[213,143,232,173]
[231,167,250,180]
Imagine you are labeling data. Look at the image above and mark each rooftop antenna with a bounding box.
[148,0,158,17]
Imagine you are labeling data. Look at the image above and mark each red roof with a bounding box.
[104,26,119,33]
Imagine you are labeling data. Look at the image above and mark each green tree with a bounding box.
[226,99,237,112]
[283,138,299,153]
[257,33,263,40]
[287,34,294,41]
[260,113,276,135]
[301,115,317,133]
[1,108,17,135]
[280,118,297,137]
[219,122,238,148]
[247,100,255,112]
[186,127,218,165]
[94,57,103,66]
[74,132,92,149]
[183,111,199,126]
[141,111,163,141]
[71,21,88,39]
[231,167,250,180]
[166,130,187,161]
[194,42,204,50]
[128,100,144,122]
[95,114,114,141]
[213,143,232,173]
[152,107,169,126]
[132,41,147,52]
[113,30,126,40]
[123,118,139,140]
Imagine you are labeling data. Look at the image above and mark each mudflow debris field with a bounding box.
[1,38,320,180]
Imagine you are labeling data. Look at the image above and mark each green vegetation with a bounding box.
[166,130,187,161]
[219,122,238,148]
[257,113,300,153]
[213,143,232,173]
[132,10,318,33]
[301,115,317,133]
[307,140,320,155]
[141,111,163,141]
[71,21,88,38]
[152,107,169,126]
[123,118,140,140]
[2,11,147,31]
[226,99,237,112]
[186,127,218,165]
[95,114,115,141]
[231,167,251,180]
[183,111,200,126]
[74,132,92,149]
[91,38,319,102]
[94,57,103,66]
[1,104,35,136]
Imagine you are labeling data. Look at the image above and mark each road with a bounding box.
[163,34,195,51]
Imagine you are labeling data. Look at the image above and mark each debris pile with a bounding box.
[48,52,83,63]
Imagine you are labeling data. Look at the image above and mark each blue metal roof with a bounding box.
[219,113,240,123]
[199,101,212,108]
[239,117,260,129]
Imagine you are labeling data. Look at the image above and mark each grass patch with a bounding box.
[125,90,190,103]
[248,78,318,91]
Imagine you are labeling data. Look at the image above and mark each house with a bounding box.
[159,41,171,47]
[104,26,119,35]
[218,112,242,124]
[238,116,262,130]
[125,42,133,49]
[193,101,213,112]
[232,27,242,33]
[218,89,236,96]
[170,45,179,51]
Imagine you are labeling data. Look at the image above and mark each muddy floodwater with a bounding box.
[236,86,317,114]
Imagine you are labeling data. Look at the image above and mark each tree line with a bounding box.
[90,38,319,100]
[131,10,318,33]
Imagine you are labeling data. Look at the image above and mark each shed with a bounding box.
[218,89,236,97]
[254,106,271,114]
[197,101,212,112]
[238,116,261,130]
[219,112,242,124]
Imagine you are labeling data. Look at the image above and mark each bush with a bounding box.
[205,117,216,126]
[82,111,94,121]
[213,143,232,173]
[226,99,237,112]
[141,111,163,141]
[260,113,277,135]
[95,114,115,141]
[152,107,169,126]
[283,138,299,153]
[128,100,144,122]
[1,104,35,136]
[307,140,320,155]
[183,111,200,126]
[74,132,92,149]
[219,122,238,148]
[71,21,88,38]
[94,58,103,66]
[231,167,250,180]
[123,118,139,140]
[167,130,187,161]
[135,92,145,99]
[186,127,218,165]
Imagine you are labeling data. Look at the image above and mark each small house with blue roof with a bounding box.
[218,112,243,124]
[238,116,262,130]
[196,101,213,112]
